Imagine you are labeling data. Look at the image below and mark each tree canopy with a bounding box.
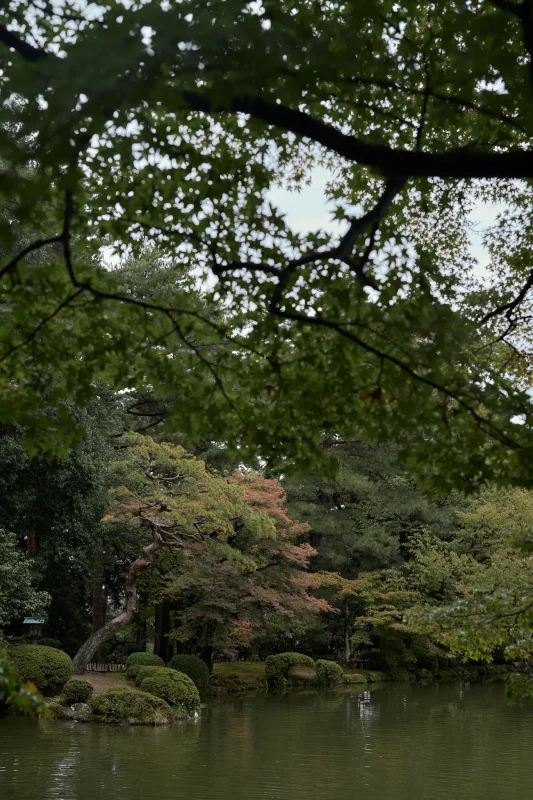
[2,0,533,486]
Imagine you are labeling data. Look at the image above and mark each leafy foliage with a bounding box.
[168,654,209,690]
[0,528,50,628]
[163,472,327,660]
[9,644,73,692]
[0,649,49,716]
[2,1,533,491]
[62,678,93,705]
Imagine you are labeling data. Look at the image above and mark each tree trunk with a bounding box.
[26,527,38,556]
[201,643,215,674]
[91,579,107,662]
[154,600,172,662]
[200,622,216,673]
[72,530,165,673]
[343,598,352,665]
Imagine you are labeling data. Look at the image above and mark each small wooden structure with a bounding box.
[22,617,45,638]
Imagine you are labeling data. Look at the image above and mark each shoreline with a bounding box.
[46,662,511,724]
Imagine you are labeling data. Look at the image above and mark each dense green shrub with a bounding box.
[206,673,267,698]
[168,654,209,690]
[134,665,167,686]
[389,668,412,682]
[9,644,73,693]
[89,688,173,725]
[264,652,315,685]
[139,668,200,717]
[314,659,344,688]
[125,652,164,678]
[37,638,62,650]
[343,672,368,685]
[62,678,94,705]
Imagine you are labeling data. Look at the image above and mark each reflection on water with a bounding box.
[1,683,532,800]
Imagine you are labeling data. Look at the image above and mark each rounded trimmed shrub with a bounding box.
[9,644,73,693]
[314,659,344,688]
[37,638,62,650]
[343,672,367,685]
[89,688,173,725]
[135,665,167,686]
[168,654,209,690]
[62,678,94,705]
[140,668,200,717]
[125,652,164,679]
[265,652,315,686]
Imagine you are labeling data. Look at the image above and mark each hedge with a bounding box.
[139,668,200,718]
[264,652,315,684]
[134,665,167,686]
[37,638,62,650]
[90,688,173,725]
[9,644,73,693]
[168,654,209,690]
[314,659,344,688]
[62,678,94,705]
[125,652,164,679]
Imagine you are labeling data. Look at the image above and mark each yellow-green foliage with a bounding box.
[62,678,93,704]
[9,644,72,692]
[109,434,251,546]
[314,659,344,688]
[168,654,209,690]
[139,668,200,717]
[125,652,164,679]
[90,687,173,725]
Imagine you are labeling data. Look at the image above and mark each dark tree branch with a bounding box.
[182,90,533,179]
[481,269,533,323]
[0,24,48,61]
[0,234,62,281]
[0,288,83,362]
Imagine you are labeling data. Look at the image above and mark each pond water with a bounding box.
[1,682,533,800]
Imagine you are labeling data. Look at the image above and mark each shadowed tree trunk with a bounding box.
[26,527,37,556]
[154,600,172,662]
[91,577,107,662]
[200,622,216,673]
[343,598,352,665]
[73,532,165,673]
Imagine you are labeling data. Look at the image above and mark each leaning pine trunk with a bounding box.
[72,532,164,673]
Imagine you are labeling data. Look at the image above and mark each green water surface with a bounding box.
[1,682,532,800]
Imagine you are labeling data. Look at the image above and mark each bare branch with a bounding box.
[481,269,533,323]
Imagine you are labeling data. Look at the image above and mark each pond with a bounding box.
[1,682,533,800]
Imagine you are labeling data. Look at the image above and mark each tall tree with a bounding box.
[160,473,327,668]
[0,398,118,651]
[72,433,275,671]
